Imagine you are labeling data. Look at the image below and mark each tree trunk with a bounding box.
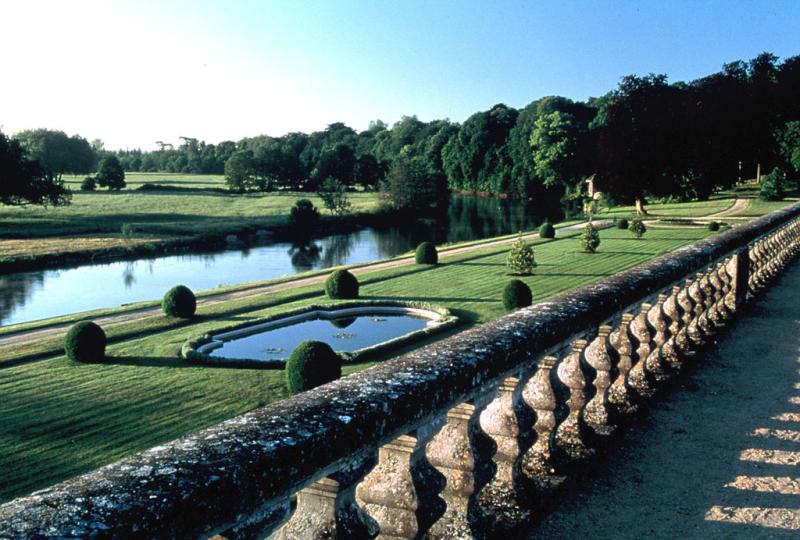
[635,197,648,216]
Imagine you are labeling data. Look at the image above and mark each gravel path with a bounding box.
[0,221,602,351]
[528,260,800,539]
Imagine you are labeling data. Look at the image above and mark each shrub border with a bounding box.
[181,301,458,369]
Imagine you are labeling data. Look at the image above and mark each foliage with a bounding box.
[777,121,800,176]
[64,321,106,362]
[285,340,342,394]
[162,285,197,318]
[224,150,267,192]
[759,167,785,201]
[324,269,359,299]
[529,110,584,189]
[317,177,352,215]
[14,129,95,179]
[707,221,721,231]
[581,223,601,253]
[287,199,321,238]
[96,156,126,190]
[120,223,135,240]
[538,221,555,239]
[617,218,629,230]
[628,218,647,238]
[415,242,438,264]
[380,155,447,212]
[80,176,96,191]
[502,279,533,311]
[507,235,537,275]
[0,131,70,207]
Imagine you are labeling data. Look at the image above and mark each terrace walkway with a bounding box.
[528,261,800,539]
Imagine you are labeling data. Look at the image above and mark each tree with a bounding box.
[317,177,352,215]
[507,235,536,275]
[530,110,583,189]
[777,121,800,177]
[581,223,601,253]
[287,199,321,239]
[96,155,126,190]
[224,150,264,192]
[14,129,95,179]
[380,155,446,212]
[759,167,785,201]
[0,131,70,206]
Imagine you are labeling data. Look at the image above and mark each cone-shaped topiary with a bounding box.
[64,321,107,362]
[503,279,533,311]
[628,218,647,238]
[162,285,197,318]
[708,220,720,232]
[617,218,629,230]
[581,223,601,253]
[324,269,359,299]
[285,340,342,394]
[539,221,555,239]
[507,235,537,275]
[415,241,438,264]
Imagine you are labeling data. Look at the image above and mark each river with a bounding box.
[0,196,554,326]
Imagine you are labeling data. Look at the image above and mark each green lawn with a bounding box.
[62,172,227,190]
[730,197,799,217]
[0,225,712,502]
[594,197,736,219]
[0,190,382,239]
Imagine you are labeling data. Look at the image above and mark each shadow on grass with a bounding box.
[360,294,498,304]
[103,355,205,369]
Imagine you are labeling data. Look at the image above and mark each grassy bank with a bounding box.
[0,225,713,502]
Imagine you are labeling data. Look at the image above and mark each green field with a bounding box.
[0,225,713,502]
[62,172,227,190]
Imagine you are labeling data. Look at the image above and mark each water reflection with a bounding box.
[0,196,557,326]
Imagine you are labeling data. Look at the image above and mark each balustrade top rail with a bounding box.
[2,202,800,538]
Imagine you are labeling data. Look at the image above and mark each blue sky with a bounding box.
[1,0,798,149]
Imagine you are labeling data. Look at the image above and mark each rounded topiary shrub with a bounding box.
[64,321,106,363]
[617,218,629,230]
[708,220,720,232]
[162,285,197,318]
[285,340,342,394]
[324,269,359,299]
[628,218,647,239]
[539,221,555,239]
[415,241,438,264]
[503,279,533,311]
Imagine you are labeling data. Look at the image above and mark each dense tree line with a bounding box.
[4,52,800,211]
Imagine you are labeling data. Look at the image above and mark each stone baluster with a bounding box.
[478,377,532,533]
[521,356,566,491]
[627,303,657,398]
[676,279,696,357]
[714,260,734,322]
[660,285,684,372]
[698,270,717,336]
[426,396,493,540]
[357,429,442,540]
[583,325,616,436]
[608,314,638,415]
[706,265,725,329]
[748,240,764,293]
[554,340,594,461]
[645,295,671,382]
[727,248,750,312]
[275,455,377,540]
[688,275,709,343]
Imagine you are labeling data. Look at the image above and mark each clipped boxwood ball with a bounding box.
[324,269,359,299]
[64,321,106,363]
[617,218,629,230]
[539,222,555,239]
[708,220,720,232]
[503,279,533,311]
[162,285,197,318]
[415,241,438,264]
[285,340,342,394]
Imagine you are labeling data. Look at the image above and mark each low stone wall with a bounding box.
[2,203,800,539]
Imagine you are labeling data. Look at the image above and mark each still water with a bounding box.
[0,196,552,326]
[210,314,429,362]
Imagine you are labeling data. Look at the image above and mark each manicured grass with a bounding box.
[62,172,227,190]
[594,198,736,219]
[0,225,711,502]
[0,190,381,239]
[731,197,799,217]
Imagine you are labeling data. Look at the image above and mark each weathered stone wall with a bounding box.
[2,203,800,539]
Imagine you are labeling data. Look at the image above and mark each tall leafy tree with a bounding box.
[14,129,95,179]
[96,155,126,190]
[0,131,70,206]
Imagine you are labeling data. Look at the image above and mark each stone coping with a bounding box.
[2,202,799,538]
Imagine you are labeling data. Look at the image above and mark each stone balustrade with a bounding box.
[2,203,800,539]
